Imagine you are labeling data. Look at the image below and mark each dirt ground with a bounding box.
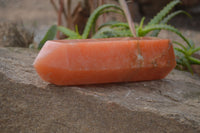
[0,0,200,47]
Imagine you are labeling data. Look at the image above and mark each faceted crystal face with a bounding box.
[34,37,176,85]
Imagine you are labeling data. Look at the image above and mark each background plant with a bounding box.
[92,0,200,73]
[38,3,124,49]
[39,0,200,73]
[174,40,200,73]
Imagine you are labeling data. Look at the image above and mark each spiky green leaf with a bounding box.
[191,47,200,55]
[82,4,123,39]
[92,27,115,38]
[173,41,187,50]
[137,17,145,36]
[92,9,125,34]
[92,26,132,38]
[147,0,181,26]
[98,21,121,29]
[98,21,129,31]
[57,26,82,39]
[139,24,191,47]
[188,56,200,65]
[174,47,187,55]
[110,23,129,29]
[151,10,190,36]
[184,58,193,73]
[38,25,57,50]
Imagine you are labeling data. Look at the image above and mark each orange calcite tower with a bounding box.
[34,37,176,85]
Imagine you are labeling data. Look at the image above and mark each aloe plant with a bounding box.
[38,0,200,74]
[57,4,124,40]
[96,0,189,44]
[92,0,200,73]
[38,4,124,49]
[174,40,200,73]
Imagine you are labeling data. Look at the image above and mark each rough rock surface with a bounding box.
[0,22,34,47]
[0,47,200,133]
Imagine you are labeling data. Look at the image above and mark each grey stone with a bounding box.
[0,47,200,133]
[0,22,34,47]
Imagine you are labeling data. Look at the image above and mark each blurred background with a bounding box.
[0,0,200,47]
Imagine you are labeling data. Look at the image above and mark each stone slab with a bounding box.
[0,47,200,133]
